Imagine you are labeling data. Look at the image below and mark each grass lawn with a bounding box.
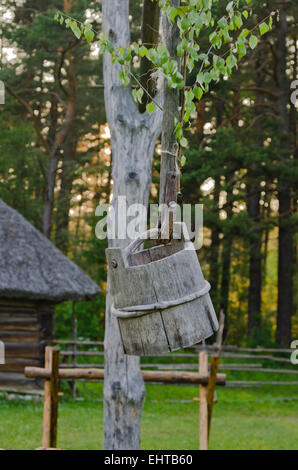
[0,383,297,450]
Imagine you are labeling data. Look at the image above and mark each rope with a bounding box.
[112,281,211,319]
[161,150,178,158]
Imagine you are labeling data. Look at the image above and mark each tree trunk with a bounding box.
[247,38,266,339]
[220,190,233,336]
[102,0,162,450]
[209,102,224,309]
[42,152,59,239]
[209,176,220,309]
[42,0,77,240]
[55,133,77,253]
[247,179,262,336]
[139,0,160,113]
[276,2,293,346]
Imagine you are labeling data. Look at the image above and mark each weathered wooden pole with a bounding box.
[207,354,219,439]
[206,312,225,442]
[71,302,77,398]
[199,351,209,450]
[42,346,60,449]
[216,311,225,352]
[159,0,180,240]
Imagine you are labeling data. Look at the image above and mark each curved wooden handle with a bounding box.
[124,222,189,260]
[125,227,159,257]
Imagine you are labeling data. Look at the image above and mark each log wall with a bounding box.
[0,300,55,391]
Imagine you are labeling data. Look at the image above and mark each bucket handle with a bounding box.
[124,222,188,259]
[124,227,159,258]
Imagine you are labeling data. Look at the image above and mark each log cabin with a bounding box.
[0,199,100,393]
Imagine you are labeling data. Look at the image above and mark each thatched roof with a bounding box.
[0,199,100,302]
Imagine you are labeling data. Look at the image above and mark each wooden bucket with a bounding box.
[106,223,218,356]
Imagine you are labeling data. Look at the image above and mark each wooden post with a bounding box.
[42,346,60,449]
[159,1,180,238]
[205,312,224,443]
[199,351,208,450]
[216,310,225,352]
[207,354,219,439]
[71,302,77,398]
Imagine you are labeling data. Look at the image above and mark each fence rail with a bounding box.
[53,338,296,390]
[54,339,292,354]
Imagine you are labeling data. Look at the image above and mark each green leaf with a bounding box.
[218,17,227,28]
[193,86,203,100]
[132,88,144,104]
[249,35,258,50]
[234,14,243,29]
[146,102,155,115]
[84,27,94,43]
[269,16,273,29]
[139,46,148,57]
[259,22,269,36]
[226,1,233,12]
[71,22,82,39]
[98,40,106,55]
[237,41,247,59]
[180,137,188,148]
[169,7,180,22]
[226,53,237,70]
[119,69,129,87]
[181,155,186,167]
[196,71,204,87]
[203,71,212,84]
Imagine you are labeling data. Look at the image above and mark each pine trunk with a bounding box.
[276,2,293,346]
[247,38,266,338]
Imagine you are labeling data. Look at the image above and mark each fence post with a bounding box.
[216,310,225,352]
[207,354,219,439]
[42,346,60,449]
[71,302,77,398]
[199,351,209,450]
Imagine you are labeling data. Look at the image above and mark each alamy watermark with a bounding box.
[0,341,5,365]
[0,80,5,105]
[95,197,204,250]
[290,340,298,365]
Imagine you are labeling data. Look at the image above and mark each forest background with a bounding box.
[0,0,297,348]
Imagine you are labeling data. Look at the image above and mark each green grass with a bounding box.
[0,383,297,450]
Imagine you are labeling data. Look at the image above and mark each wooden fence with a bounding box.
[25,346,225,450]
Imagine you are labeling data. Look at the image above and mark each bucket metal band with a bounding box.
[112,281,211,319]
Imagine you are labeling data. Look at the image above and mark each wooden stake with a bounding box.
[158,1,180,239]
[199,351,208,450]
[71,302,77,398]
[216,311,225,352]
[207,354,219,439]
[42,346,60,449]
